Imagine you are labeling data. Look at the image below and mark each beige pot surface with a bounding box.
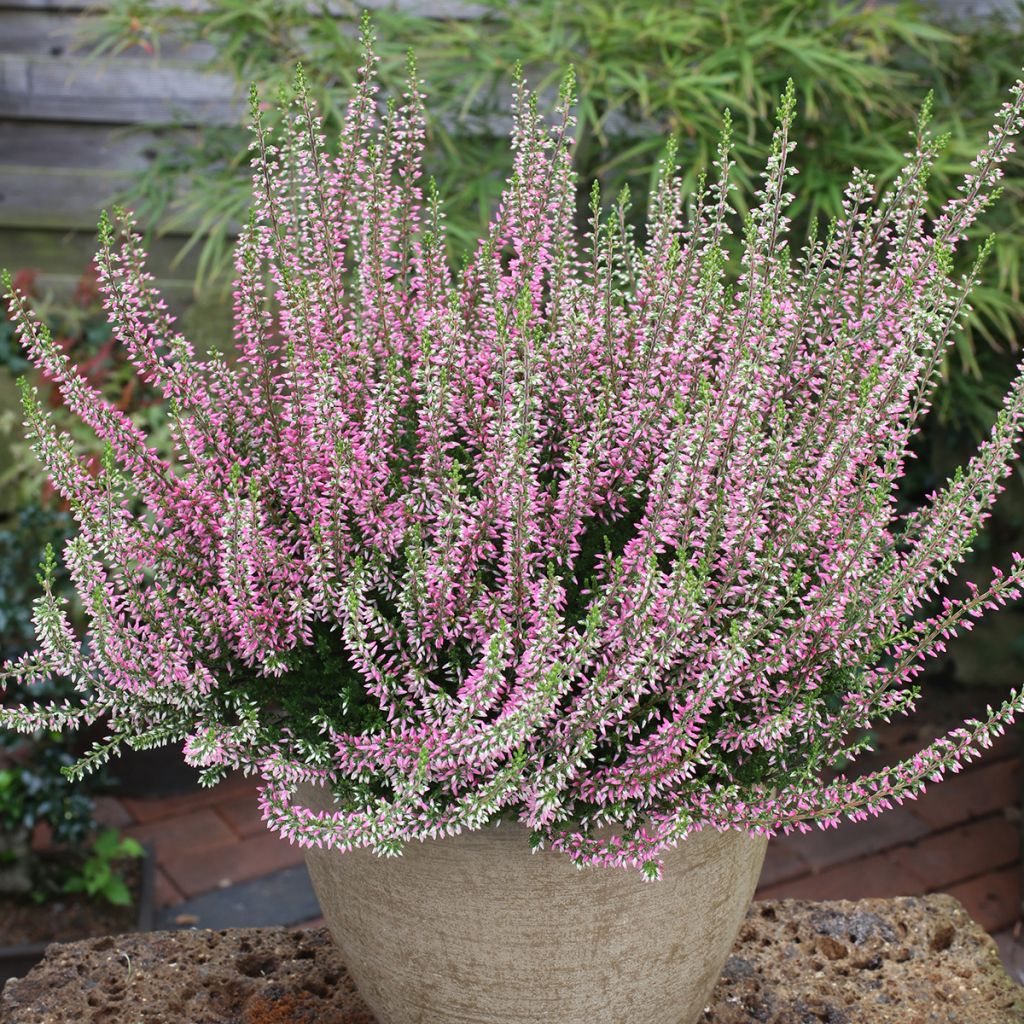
[298,783,767,1024]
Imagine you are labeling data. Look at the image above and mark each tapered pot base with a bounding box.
[299,785,766,1024]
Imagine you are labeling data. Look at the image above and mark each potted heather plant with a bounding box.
[4,21,1024,1022]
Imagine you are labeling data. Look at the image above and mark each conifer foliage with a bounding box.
[4,27,1024,877]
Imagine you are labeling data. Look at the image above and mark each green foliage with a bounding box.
[227,620,390,741]
[62,828,144,907]
[0,744,96,849]
[0,738,142,906]
[78,0,1024,437]
[0,504,74,654]
[0,267,173,514]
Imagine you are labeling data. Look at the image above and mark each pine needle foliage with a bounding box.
[4,32,1024,876]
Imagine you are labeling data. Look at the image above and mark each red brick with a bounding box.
[980,729,1018,763]
[991,730,1019,762]
[843,726,945,777]
[888,814,1019,891]
[121,772,259,824]
[868,720,1019,770]
[845,727,1017,787]
[154,867,186,910]
[290,916,327,931]
[907,756,1019,831]
[93,796,134,829]
[160,831,306,898]
[31,822,53,851]
[126,807,236,858]
[871,720,942,750]
[946,866,1021,934]
[757,852,924,903]
[215,792,268,838]
[756,837,811,890]
[780,808,930,874]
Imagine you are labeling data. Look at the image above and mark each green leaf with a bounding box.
[102,876,132,907]
[118,836,145,859]
[92,827,121,859]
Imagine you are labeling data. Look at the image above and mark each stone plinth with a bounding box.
[2,895,1021,1023]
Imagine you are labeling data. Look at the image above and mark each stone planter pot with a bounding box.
[299,783,767,1024]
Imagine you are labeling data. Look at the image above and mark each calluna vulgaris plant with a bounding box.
[4,28,1024,879]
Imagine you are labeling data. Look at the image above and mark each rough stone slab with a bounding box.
[706,895,1024,1023]
[2,895,1022,1023]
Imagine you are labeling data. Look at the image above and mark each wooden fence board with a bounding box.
[0,0,93,9]
[0,164,136,229]
[0,9,79,55]
[0,0,489,17]
[0,54,240,124]
[0,119,243,234]
[0,120,161,172]
[0,225,201,274]
[0,121,182,230]
[0,226,244,356]
[4,226,102,271]
[0,10,216,60]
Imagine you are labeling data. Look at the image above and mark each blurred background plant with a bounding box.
[0,267,158,910]
[76,0,1024,438]
[0,735,143,908]
[0,267,171,518]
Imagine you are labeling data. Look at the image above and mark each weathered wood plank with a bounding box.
[0,120,162,172]
[0,267,194,298]
[0,0,489,17]
[0,120,242,232]
[0,225,202,276]
[37,269,208,301]
[0,226,105,272]
[0,9,79,56]
[0,121,193,229]
[0,0,93,9]
[0,227,247,353]
[0,54,241,124]
[0,161,234,235]
[0,51,515,130]
[0,10,216,60]
[0,262,227,353]
[0,164,137,229]
[0,225,235,358]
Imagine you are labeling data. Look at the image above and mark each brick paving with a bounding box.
[105,716,1022,968]
[756,727,1021,934]
[118,783,307,905]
